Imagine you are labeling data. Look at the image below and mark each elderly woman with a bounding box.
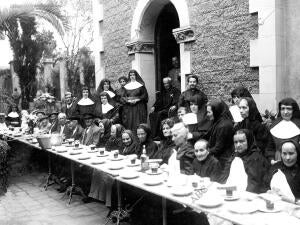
[120,129,139,155]
[228,129,269,193]
[105,124,124,151]
[192,139,221,182]
[122,69,148,130]
[94,92,119,124]
[170,122,195,175]
[270,98,300,162]
[153,119,176,165]
[235,97,275,163]
[137,123,158,158]
[267,140,300,201]
[97,119,112,148]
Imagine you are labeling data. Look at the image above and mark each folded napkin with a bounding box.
[226,157,248,191]
[270,169,295,202]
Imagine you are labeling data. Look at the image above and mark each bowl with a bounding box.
[36,134,52,149]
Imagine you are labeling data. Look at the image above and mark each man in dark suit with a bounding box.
[80,113,100,146]
[65,115,84,140]
[149,77,180,139]
[62,92,77,118]
[48,111,59,133]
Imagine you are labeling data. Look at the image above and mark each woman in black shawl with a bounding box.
[136,123,158,158]
[122,70,148,130]
[105,124,124,151]
[205,99,234,167]
[153,118,176,165]
[235,97,275,163]
[231,129,269,193]
[116,76,128,124]
[266,140,300,200]
[120,129,139,155]
[97,119,111,148]
[94,92,119,124]
[270,98,300,162]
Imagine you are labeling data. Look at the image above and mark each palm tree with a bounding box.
[0,3,69,39]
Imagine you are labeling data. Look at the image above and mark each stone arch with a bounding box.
[127,0,194,110]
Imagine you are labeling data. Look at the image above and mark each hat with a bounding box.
[48,111,59,117]
[35,110,46,115]
[38,115,49,122]
[82,113,96,120]
[67,114,81,121]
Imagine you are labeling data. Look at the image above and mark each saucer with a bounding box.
[224,194,240,201]
[57,149,68,153]
[109,156,125,161]
[78,156,91,160]
[229,202,258,214]
[69,151,82,155]
[108,165,124,170]
[258,202,284,213]
[143,179,163,186]
[97,153,109,157]
[197,195,223,208]
[72,146,83,150]
[91,160,105,165]
[120,172,139,179]
[127,162,140,167]
[146,169,163,175]
[87,150,98,153]
[170,186,193,197]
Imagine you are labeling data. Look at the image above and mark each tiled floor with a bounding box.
[0,172,110,225]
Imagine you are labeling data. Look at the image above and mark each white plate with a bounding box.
[108,165,124,170]
[69,151,82,155]
[170,186,193,197]
[120,172,139,179]
[87,150,98,153]
[97,153,109,157]
[109,156,125,161]
[146,169,163,175]
[90,160,105,165]
[57,149,68,153]
[127,162,140,167]
[13,133,22,137]
[229,202,258,214]
[292,208,300,219]
[197,195,223,208]
[78,156,91,160]
[143,177,163,186]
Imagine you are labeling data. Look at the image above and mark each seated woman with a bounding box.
[173,106,187,123]
[137,123,158,158]
[153,118,176,165]
[96,78,117,103]
[267,140,300,201]
[228,129,269,193]
[192,139,221,182]
[97,119,112,148]
[94,92,119,124]
[105,124,125,152]
[37,116,51,134]
[185,95,212,144]
[170,122,195,175]
[230,86,253,123]
[235,97,275,163]
[270,98,300,162]
[205,99,234,177]
[120,129,139,155]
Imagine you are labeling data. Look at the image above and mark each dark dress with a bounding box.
[149,86,180,137]
[152,137,175,165]
[192,154,221,182]
[178,88,207,109]
[122,85,148,131]
[76,98,95,116]
[267,161,300,199]
[121,142,140,156]
[176,142,195,175]
[105,136,123,152]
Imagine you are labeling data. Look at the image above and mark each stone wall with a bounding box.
[188,0,258,100]
[100,0,258,97]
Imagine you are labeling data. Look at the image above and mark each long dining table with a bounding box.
[2,130,300,225]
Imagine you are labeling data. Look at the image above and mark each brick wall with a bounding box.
[100,0,258,98]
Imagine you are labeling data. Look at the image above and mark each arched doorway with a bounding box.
[155,3,180,92]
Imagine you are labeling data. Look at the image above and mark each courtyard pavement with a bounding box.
[0,172,110,225]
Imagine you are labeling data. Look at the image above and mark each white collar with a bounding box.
[8,112,19,118]
[229,105,243,123]
[270,120,300,139]
[102,103,114,114]
[124,81,143,90]
[104,90,115,98]
[78,98,94,106]
[182,113,198,125]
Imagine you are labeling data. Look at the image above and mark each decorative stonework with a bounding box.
[125,41,154,55]
[172,26,195,44]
